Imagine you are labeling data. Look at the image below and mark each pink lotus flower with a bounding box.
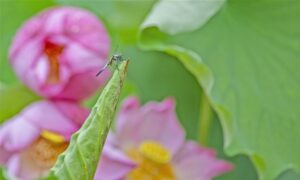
[9,7,110,100]
[95,97,233,180]
[0,100,89,179]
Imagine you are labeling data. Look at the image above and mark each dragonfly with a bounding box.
[96,54,126,76]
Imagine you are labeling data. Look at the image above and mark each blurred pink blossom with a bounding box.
[9,7,110,100]
[0,100,89,179]
[95,97,233,180]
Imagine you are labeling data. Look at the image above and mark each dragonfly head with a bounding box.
[112,54,123,62]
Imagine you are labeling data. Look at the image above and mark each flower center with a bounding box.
[126,141,174,180]
[25,131,68,169]
[44,41,64,84]
[139,141,171,164]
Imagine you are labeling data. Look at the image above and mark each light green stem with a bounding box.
[198,94,213,145]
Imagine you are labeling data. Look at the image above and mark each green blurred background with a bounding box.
[1,1,300,180]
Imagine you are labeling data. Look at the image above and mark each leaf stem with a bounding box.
[198,94,212,145]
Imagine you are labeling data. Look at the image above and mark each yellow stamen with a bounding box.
[126,141,174,179]
[47,56,60,83]
[139,141,171,164]
[41,130,65,144]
